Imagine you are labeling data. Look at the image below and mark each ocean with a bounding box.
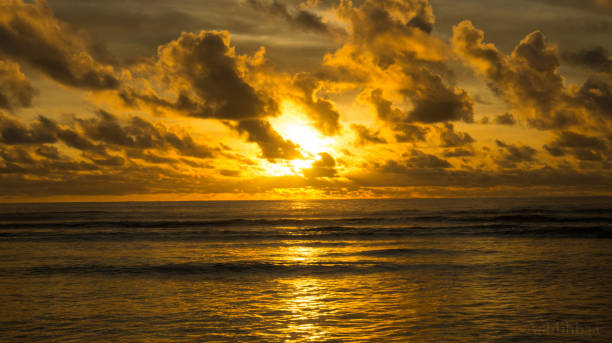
[0,198,610,342]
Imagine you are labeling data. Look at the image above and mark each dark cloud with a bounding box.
[563,46,612,74]
[0,144,101,176]
[157,30,276,120]
[36,116,101,152]
[76,110,217,159]
[364,88,469,142]
[2,110,217,163]
[544,131,608,161]
[0,0,120,89]
[338,0,435,41]
[402,70,474,123]
[0,112,56,145]
[35,145,61,160]
[117,88,198,116]
[0,146,35,165]
[82,150,125,167]
[493,113,516,125]
[3,157,611,198]
[407,10,434,33]
[235,119,302,161]
[122,30,278,122]
[304,152,337,178]
[552,131,607,150]
[574,149,607,162]
[453,21,571,129]
[293,73,341,135]
[405,149,453,169]
[76,110,136,147]
[543,143,565,157]
[349,162,612,194]
[368,84,472,126]
[366,89,404,122]
[351,124,386,145]
[576,76,612,120]
[220,169,241,177]
[163,132,216,160]
[247,0,337,35]
[0,165,341,197]
[495,140,537,168]
[442,148,475,158]
[0,60,36,110]
[382,149,452,173]
[438,123,474,147]
[452,20,508,88]
[394,123,429,142]
[126,150,177,165]
[453,20,612,131]
[0,164,185,196]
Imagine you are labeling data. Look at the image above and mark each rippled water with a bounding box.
[1,198,611,342]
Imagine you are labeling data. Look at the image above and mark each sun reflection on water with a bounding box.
[280,277,331,342]
[287,246,317,262]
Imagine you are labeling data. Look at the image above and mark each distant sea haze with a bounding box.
[1,198,611,342]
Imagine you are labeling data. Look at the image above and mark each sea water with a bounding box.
[0,198,610,342]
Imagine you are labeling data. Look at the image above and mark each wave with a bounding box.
[0,224,610,242]
[20,260,559,278]
[2,212,612,230]
[23,261,405,277]
[325,248,463,257]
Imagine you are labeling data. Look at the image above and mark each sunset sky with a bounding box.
[1,0,611,201]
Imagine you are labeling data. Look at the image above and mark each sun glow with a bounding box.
[260,156,318,177]
[260,101,339,177]
[271,102,337,156]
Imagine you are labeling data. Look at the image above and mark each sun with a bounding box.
[270,101,337,156]
[279,122,327,155]
[260,101,338,176]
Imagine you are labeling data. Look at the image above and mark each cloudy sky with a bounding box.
[1,0,611,201]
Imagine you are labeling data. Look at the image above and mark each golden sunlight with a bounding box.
[258,101,339,176]
[260,155,318,176]
[271,101,337,156]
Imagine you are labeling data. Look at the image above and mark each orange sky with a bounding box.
[1,0,611,201]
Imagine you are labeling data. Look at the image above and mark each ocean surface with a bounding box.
[0,197,611,342]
